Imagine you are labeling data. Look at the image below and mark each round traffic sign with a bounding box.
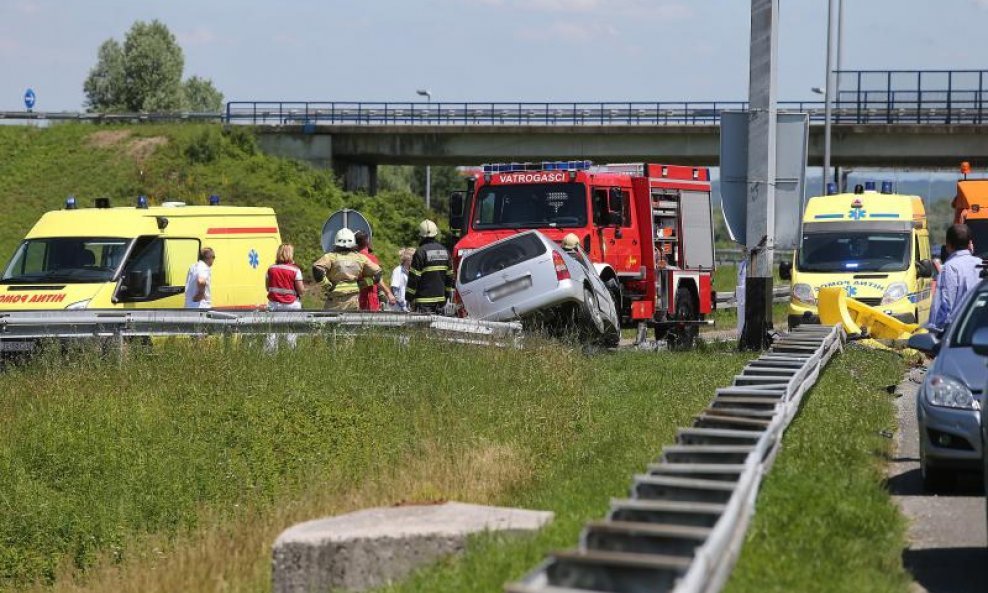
[320,209,373,253]
[24,88,36,110]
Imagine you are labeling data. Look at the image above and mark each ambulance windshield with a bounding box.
[797,231,911,273]
[473,183,587,229]
[1,237,130,284]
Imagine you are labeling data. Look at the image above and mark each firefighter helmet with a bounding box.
[561,233,580,251]
[334,228,357,249]
[418,219,439,238]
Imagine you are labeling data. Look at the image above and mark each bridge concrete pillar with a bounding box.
[333,161,378,195]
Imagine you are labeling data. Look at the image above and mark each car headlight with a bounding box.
[65,299,91,310]
[925,375,979,410]
[792,283,816,305]
[881,282,908,305]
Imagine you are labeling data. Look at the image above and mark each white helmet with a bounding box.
[418,219,439,239]
[334,228,357,249]
[561,233,580,251]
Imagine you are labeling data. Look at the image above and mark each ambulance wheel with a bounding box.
[667,290,699,350]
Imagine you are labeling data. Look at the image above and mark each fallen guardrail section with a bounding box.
[0,309,522,352]
[506,324,844,593]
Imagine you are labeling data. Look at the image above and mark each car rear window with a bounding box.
[459,233,547,285]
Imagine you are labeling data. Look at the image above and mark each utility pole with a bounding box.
[740,0,778,350]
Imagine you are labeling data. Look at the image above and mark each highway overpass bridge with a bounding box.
[232,70,988,192]
[251,121,987,192]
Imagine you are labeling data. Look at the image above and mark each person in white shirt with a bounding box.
[184,247,214,308]
[390,247,414,312]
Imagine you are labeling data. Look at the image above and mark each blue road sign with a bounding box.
[24,88,36,110]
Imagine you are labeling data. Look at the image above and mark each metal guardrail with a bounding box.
[715,286,790,311]
[2,70,985,127]
[0,309,523,352]
[506,324,844,593]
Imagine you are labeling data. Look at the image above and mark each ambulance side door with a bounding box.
[916,233,932,323]
[115,236,199,308]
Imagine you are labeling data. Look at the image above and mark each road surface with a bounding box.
[889,365,987,593]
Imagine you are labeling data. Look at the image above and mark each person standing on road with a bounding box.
[406,220,454,313]
[184,247,214,309]
[390,247,414,312]
[311,228,381,311]
[929,223,981,330]
[265,243,305,350]
[354,230,396,311]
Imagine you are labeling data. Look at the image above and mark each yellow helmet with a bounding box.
[561,233,580,251]
[419,219,439,238]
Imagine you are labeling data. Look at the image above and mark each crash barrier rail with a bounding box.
[714,250,793,266]
[506,324,844,593]
[0,309,523,353]
[715,286,790,311]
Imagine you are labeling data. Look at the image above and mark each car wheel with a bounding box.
[667,289,699,350]
[582,285,605,335]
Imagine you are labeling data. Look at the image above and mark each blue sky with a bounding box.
[2,0,988,111]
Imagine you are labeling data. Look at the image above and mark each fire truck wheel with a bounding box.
[668,289,699,350]
[604,277,623,312]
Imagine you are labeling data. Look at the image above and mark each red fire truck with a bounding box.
[448,161,716,347]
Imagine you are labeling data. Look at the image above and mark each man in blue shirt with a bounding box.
[929,224,982,330]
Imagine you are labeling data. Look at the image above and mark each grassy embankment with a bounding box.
[725,347,911,593]
[1,337,751,592]
[0,124,433,272]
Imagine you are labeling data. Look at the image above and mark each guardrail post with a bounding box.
[947,71,953,124]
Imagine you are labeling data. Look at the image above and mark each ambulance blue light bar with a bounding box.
[826,182,838,195]
[865,181,877,192]
[481,161,592,173]
[881,181,894,194]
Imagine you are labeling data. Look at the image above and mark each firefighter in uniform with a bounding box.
[406,220,454,313]
[311,228,382,311]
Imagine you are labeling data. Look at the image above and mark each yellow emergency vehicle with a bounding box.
[0,197,281,310]
[781,181,934,329]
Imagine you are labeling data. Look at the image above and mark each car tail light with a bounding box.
[553,251,570,281]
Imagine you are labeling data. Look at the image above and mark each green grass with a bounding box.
[724,346,911,593]
[0,336,752,591]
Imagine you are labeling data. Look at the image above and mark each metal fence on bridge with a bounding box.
[224,70,988,127]
[0,70,984,127]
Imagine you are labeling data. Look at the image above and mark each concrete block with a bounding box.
[272,501,553,593]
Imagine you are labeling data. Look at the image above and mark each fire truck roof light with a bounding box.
[880,181,894,194]
[481,161,592,173]
[826,182,838,195]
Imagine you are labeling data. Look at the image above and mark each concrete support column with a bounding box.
[333,161,378,195]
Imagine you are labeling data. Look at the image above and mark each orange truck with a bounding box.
[952,161,988,258]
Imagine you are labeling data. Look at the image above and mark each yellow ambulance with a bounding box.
[781,181,934,329]
[0,197,281,310]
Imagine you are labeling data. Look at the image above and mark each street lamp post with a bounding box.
[822,0,837,196]
[416,89,432,210]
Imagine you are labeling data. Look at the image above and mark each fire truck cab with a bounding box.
[449,161,715,347]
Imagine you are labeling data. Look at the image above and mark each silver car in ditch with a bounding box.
[456,230,620,345]
[908,281,988,491]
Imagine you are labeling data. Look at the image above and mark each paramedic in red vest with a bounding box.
[265,243,305,350]
[354,230,396,311]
